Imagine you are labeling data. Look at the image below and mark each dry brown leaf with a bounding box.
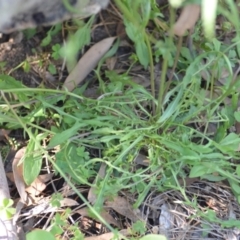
[235,121,240,134]
[38,173,53,183]
[60,198,78,207]
[25,173,52,197]
[0,129,11,141]
[134,153,150,166]
[105,196,140,222]
[63,37,116,92]
[200,66,231,86]
[13,154,53,203]
[25,177,46,196]
[205,89,231,106]
[105,57,117,70]
[173,4,200,36]
[77,207,121,228]
[12,147,28,204]
[84,229,129,240]
[6,172,14,182]
[25,175,53,203]
[131,75,150,88]
[60,183,85,197]
[116,22,126,39]
[88,163,106,204]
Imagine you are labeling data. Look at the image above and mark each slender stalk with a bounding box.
[156,56,168,116]
[145,34,156,113]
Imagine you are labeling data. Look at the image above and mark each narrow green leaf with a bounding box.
[24,153,42,186]
[136,41,149,68]
[49,123,83,147]
[234,111,240,122]
[189,165,210,178]
[27,230,55,240]
[219,133,240,151]
[229,180,240,194]
[158,86,183,123]
[236,166,240,177]
[23,136,43,185]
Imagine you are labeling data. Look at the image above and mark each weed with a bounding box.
[0,199,16,220]
[1,0,240,239]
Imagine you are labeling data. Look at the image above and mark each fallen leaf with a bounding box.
[12,147,29,204]
[105,57,117,70]
[20,198,58,217]
[88,163,106,204]
[25,177,46,196]
[105,196,140,222]
[25,173,53,197]
[77,207,121,228]
[134,153,150,166]
[173,4,201,36]
[205,89,231,106]
[0,129,11,141]
[116,22,126,38]
[84,229,129,240]
[6,172,14,182]
[60,198,78,207]
[235,122,240,134]
[63,37,116,91]
[38,173,53,183]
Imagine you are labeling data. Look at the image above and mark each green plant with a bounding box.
[51,44,61,60]
[0,199,16,219]
[27,230,55,240]
[51,193,63,208]
[1,0,240,239]
[41,24,62,47]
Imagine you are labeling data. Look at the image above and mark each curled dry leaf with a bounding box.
[235,121,240,135]
[0,129,11,141]
[105,57,117,70]
[60,198,78,207]
[12,147,28,204]
[116,22,127,39]
[38,173,53,183]
[6,172,15,182]
[105,196,140,222]
[25,178,46,197]
[84,229,129,240]
[63,37,116,92]
[205,89,231,106]
[88,163,106,204]
[173,4,201,36]
[134,153,150,166]
[77,207,121,228]
[20,200,57,217]
[25,173,53,197]
[12,150,53,205]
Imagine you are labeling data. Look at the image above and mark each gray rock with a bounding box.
[0,0,109,33]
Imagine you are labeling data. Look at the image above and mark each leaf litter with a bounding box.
[0,1,240,240]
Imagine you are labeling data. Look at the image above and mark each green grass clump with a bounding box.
[1,0,240,239]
